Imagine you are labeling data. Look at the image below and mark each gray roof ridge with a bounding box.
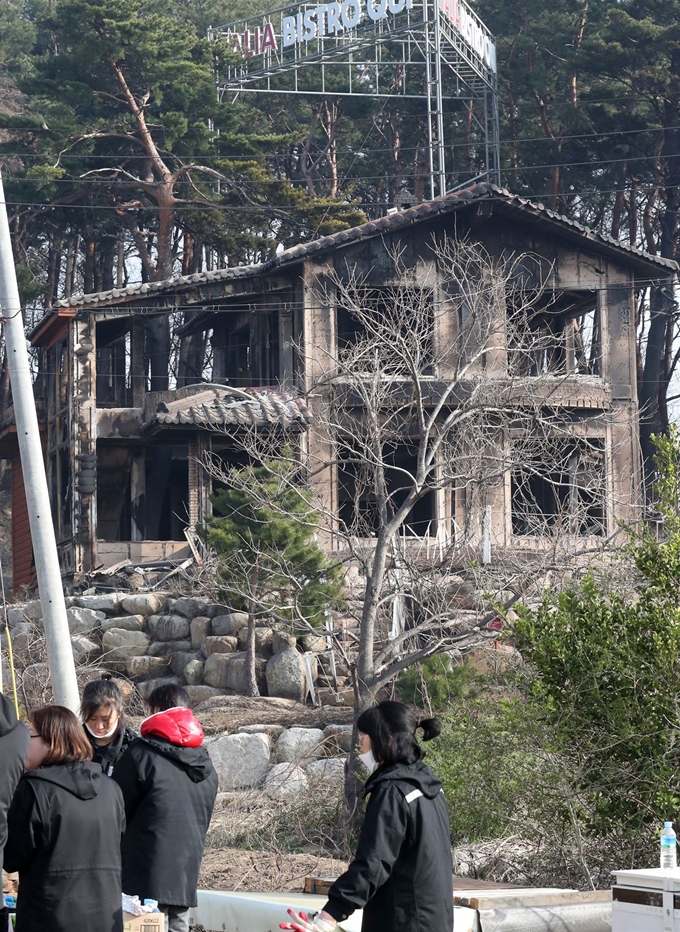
[53,182,676,312]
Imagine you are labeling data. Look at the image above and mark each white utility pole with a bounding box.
[0,174,79,712]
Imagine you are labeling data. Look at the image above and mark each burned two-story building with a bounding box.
[2,182,676,589]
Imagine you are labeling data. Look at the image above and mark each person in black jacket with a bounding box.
[4,704,125,932]
[81,676,136,776]
[0,692,29,927]
[282,701,453,932]
[112,683,218,932]
[0,693,29,864]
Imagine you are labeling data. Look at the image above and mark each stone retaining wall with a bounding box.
[5,593,354,707]
[205,721,353,799]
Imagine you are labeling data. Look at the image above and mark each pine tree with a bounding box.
[203,456,344,697]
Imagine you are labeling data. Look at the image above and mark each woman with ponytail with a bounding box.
[282,701,453,932]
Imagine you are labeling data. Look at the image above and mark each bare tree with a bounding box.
[202,234,629,808]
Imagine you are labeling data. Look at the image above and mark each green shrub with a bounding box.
[397,655,484,712]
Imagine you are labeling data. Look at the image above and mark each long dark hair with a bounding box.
[32,706,93,765]
[357,700,441,765]
[80,676,124,726]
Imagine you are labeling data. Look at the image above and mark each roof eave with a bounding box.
[494,200,677,277]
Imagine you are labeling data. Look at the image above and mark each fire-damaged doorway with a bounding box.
[96,443,190,543]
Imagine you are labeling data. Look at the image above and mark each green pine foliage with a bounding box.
[397,655,484,711]
[203,457,344,630]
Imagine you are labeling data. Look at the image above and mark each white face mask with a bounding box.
[85,721,118,740]
[358,749,378,774]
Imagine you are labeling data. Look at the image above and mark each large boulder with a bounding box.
[237,627,273,654]
[125,655,171,679]
[171,597,211,620]
[212,613,249,637]
[190,617,212,650]
[237,724,286,739]
[67,607,105,636]
[138,677,180,699]
[184,659,205,686]
[101,614,144,633]
[206,732,270,789]
[299,633,327,653]
[70,636,100,664]
[147,640,192,656]
[7,601,42,626]
[186,685,223,706]
[274,727,324,764]
[8,622,31,657]
[170,651,201,677]
[264,763,309,799]
[266,646,306,701]
[202,636,238,656]
[203,603,231,619]
[304,758,346,784]
[148,614,191,642]
[73,593,125,615]
[322,724,354,755]
[121,593,167,617]
[272,631,297,654]
[203,652,266,693]
[101,628,150,660]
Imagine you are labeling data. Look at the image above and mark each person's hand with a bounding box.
[280,907,337,931]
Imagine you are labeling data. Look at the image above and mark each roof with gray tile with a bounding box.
[142,385,311,433]
[54,182,677,313]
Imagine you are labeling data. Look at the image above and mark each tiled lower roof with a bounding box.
[142,385,311,433]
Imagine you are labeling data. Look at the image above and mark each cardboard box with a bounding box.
[122,911,166,932]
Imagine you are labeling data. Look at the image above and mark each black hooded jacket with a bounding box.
[324,761,453,932]
[88,725,137,776]
[0,693,29,866]
[112,710,218,908]
[4,761,125,932]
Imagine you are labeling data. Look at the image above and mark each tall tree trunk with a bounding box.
[177,311,207,387]
[83,240,96,294]
[47,239,63,306]
[145,316,171,392]
[639,90,680,484]
[246,564,260,697]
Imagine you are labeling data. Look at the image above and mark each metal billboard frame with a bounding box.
[210,0,500,200]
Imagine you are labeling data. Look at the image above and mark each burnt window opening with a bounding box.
[338,444,435,536]
[207,445,252,516]
[144,445,190,541]
[47,338,71,542]
[96,319,132,407]
[511,440,606,536]
[213,310,280,388]
[97,446,132,542]
[97,444,190,542]
[507,290,602,378]
[336,287,435,375]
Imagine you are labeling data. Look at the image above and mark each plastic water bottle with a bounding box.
[660,822,677,869]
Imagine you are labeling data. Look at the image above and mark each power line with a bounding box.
[0,122,672,162]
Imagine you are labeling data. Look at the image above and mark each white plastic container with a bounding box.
[613,867,680,932]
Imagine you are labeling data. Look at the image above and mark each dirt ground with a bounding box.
[199,847,348,893]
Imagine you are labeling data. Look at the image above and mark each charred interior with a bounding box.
[507,289,602,378]
[511,439,606,536]
[338,443,436,536]
[8,189,656,585]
